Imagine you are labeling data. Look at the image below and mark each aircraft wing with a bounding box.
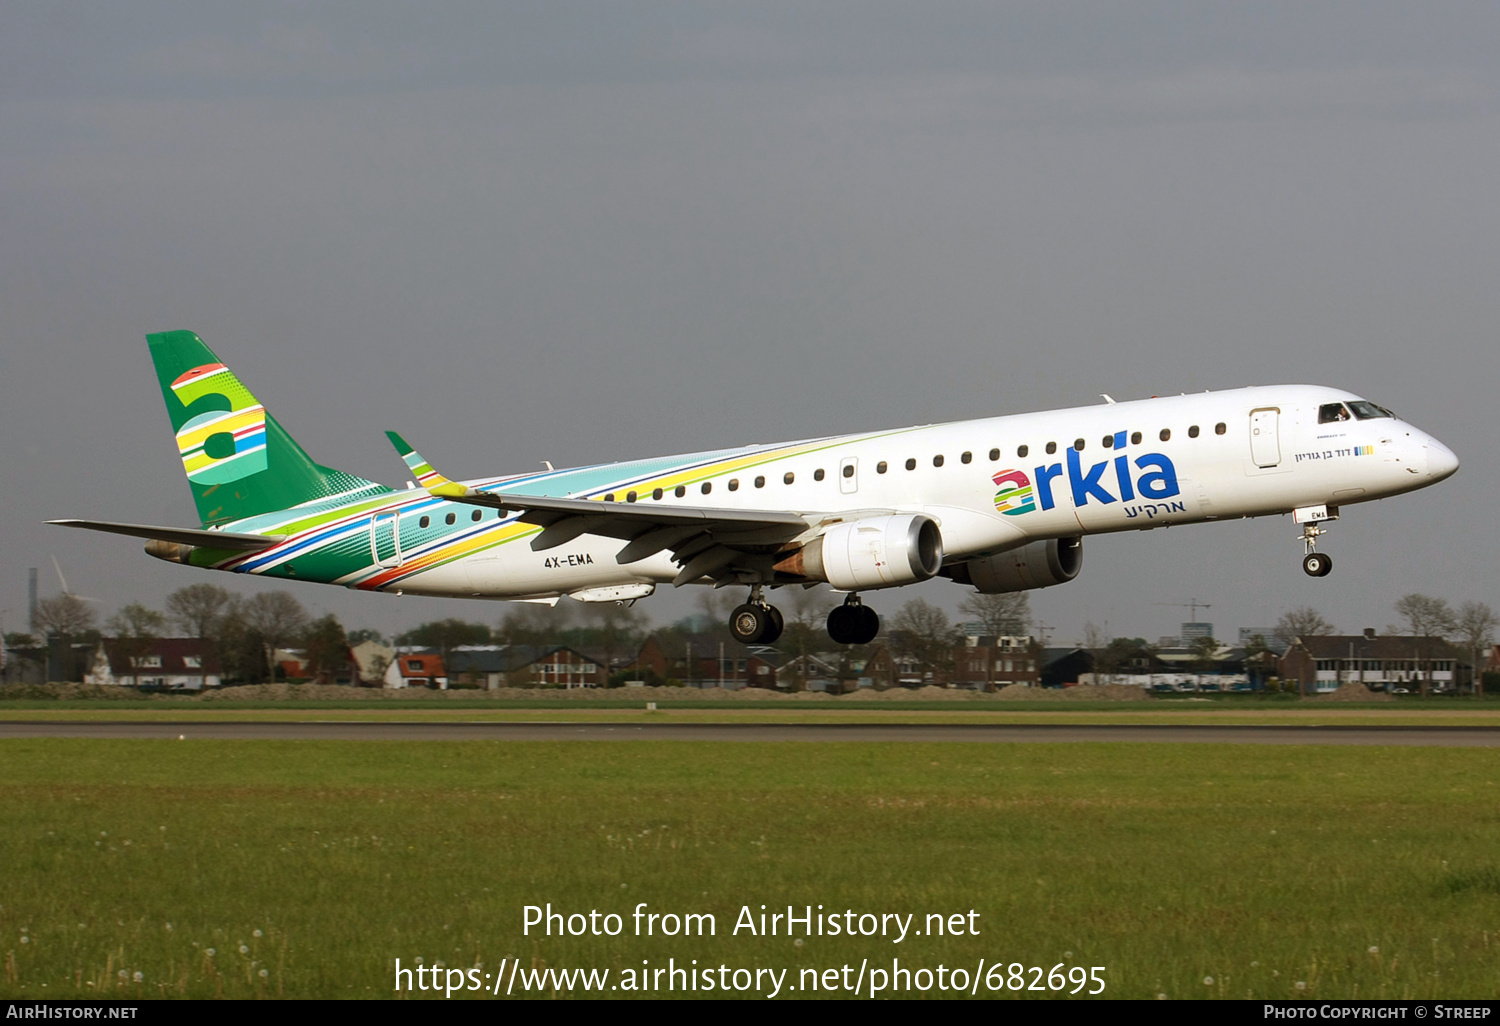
[385,432,815,586]
[47,519,284,551]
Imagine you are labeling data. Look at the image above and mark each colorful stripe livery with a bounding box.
[170,363,269,484]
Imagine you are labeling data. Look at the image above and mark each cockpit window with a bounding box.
[1319,403,1352,424]
[1347,400,1394,420]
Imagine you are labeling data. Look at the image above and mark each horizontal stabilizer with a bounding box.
[47,519,283,551]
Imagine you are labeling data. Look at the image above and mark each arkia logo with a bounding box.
[993,469,1037,516]
[994,447,1181,516]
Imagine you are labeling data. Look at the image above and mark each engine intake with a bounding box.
[949,537,1082,593]
[783,514,944,591]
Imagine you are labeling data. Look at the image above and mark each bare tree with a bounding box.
[695,588,737,629]
[1188,634,1221,692]
[106,603,167,687]
[1389,594,1457,696]
[1082,621,1121,684]
[302,614,351,684]
[890,598,959,683]
[1453,600,1498,697]
[166,583,232,688]
[241,591,309,684]
[1273,607,1336,649]
[575,601,650,683]
[778,585,839,689]
[497,601,573,646]
[957,592,1031,639]
[33,594,96,638]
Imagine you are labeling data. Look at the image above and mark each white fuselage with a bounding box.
[363,384,1455,601]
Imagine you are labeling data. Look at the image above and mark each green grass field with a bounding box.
[2,737,1498,1000]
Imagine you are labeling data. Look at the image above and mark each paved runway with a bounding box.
[3,721,1499,745]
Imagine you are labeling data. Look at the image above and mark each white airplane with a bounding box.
[52,331,1459,645]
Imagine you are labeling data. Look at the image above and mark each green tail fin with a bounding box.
[148,330,389,526]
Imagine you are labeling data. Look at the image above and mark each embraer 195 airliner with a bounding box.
[53,331,1459,645]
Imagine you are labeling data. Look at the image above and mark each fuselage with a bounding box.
[190,384,1457,601]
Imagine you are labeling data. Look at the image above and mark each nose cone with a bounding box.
[1425,437,1459,481]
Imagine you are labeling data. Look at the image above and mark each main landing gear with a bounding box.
[827,595,880,646]
[729,585,784,645]
[1300,522,1333,577]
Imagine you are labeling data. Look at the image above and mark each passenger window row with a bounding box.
[593,420,1233,502]
[416,509,486,529]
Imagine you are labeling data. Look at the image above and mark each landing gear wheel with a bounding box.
[828,601,880,645]
[730,603,769,644]
[827,604,858,645]
[1302,552,1332,577]
[759,605,784,645]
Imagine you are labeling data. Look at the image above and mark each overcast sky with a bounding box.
[3,2,1496,646]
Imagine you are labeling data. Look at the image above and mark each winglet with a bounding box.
[384,430,469,497]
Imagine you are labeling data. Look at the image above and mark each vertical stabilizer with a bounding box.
[147,330,389,526]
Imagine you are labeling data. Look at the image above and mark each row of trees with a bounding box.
[1270,594,1498,695]
[15,584,352,686]
[17,580,1495,693]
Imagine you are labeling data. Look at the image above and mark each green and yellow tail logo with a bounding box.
[170,362,269,484]
[149,330,389,526]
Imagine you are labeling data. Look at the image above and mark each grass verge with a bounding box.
[1,739,1498,999]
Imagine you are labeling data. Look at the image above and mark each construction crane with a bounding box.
[1154,599,1213,619]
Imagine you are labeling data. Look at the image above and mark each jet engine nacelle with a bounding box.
[793,514,944,591]
[952,536,1082,593]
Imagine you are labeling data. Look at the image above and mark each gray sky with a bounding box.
[3,2,1496,646]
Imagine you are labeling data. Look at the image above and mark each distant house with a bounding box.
[625,634,779,688]
[952,634,1041,689]
[400,645,607,689]
[1040,648,1093,688]
[85,639,221,690]
[1280,631,1457,694]
[777,652,844,691]
[384,652,448,689]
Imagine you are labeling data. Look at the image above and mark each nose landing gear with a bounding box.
[729,585,784,644]
[827,594,880,645]
[1300,523,1332,577]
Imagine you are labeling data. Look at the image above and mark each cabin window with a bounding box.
[701,482,712,494]
[813,468,825,481]
[1131,431,1142,445]
[1017,445,1029,458]
[1348,400,1394,420]
[1045,442,1057,455]
[1159,429,1171,442]
[905,458,917,471]
[675,485,686,497]
[652,488,663,500]
[783,472,795,485]
[1215,422,1226,435]
[960,451,972,464]
[1073,439,1085,451]
[1102,435,1113,448]
[445,512,456,525]
[842,464,855,478]
[877,461,888,474]
[419,516,431,528]
[1188,425,1200,438]
[728,479,739,491]
[627,491,637,502]
[605,493,615,502]
[988,448,1000,461]
[472,509,482,521]
[1319,402,1352,424]
[754,476,765,488]
[933,455,944,467]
